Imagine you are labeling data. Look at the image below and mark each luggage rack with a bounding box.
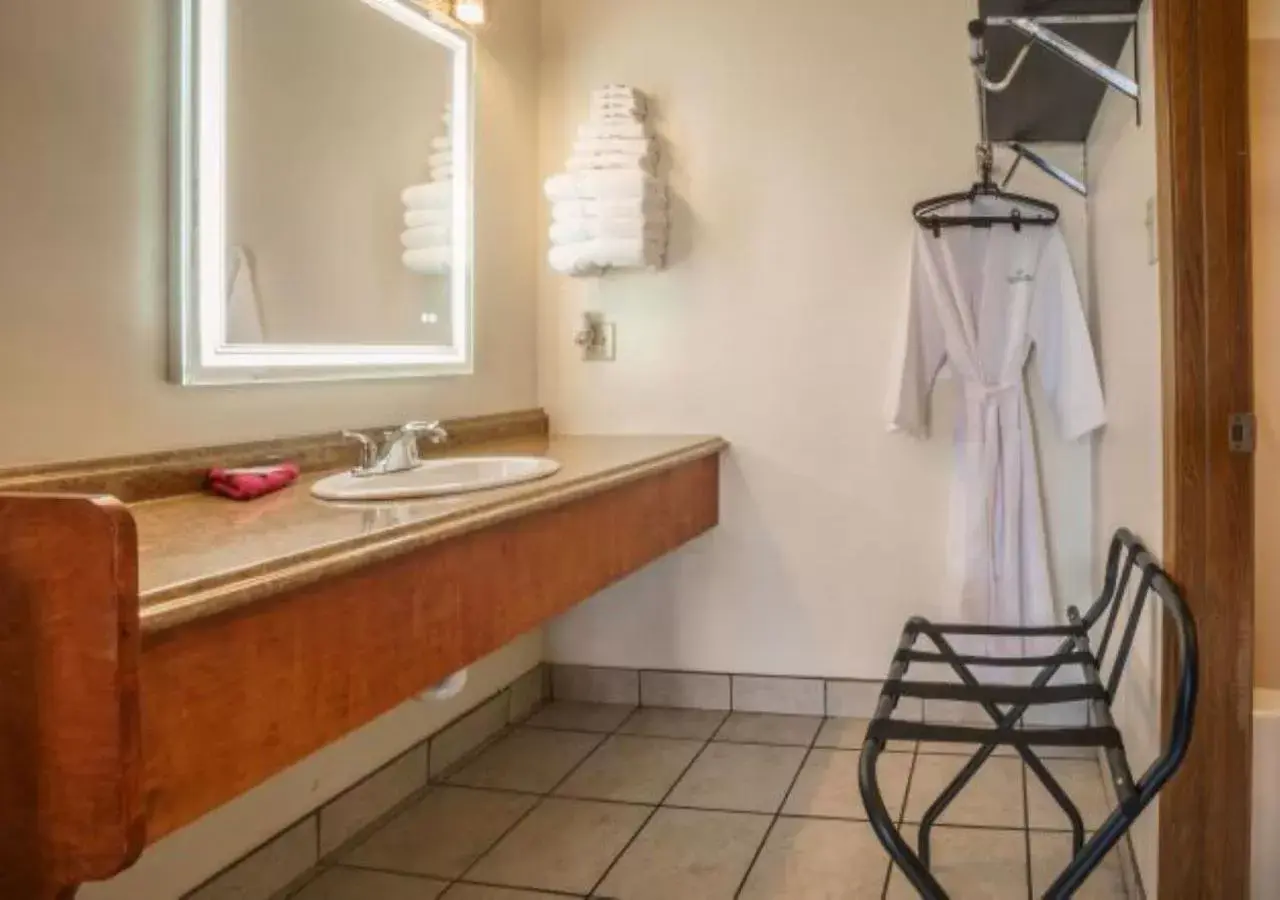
[858,529,1198,899]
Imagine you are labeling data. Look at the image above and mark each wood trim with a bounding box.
[1155,0,1255,895]
[0,495,145,899]
[138,455,719,841]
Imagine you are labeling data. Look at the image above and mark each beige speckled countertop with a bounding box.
[133,434,726,635]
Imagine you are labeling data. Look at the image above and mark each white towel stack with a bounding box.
[402,111,454,275]
[545,86,668,276]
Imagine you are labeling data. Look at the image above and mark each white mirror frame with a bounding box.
[171,0,475,385]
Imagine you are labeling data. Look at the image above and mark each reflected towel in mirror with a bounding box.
[403,247,452,274]
[405,208,452,228]
[402,181,452,208]
[402,225,452,249]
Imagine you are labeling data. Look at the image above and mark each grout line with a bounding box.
[879,735,923,898]
[584,727,718,896]
[731,714,825,899]
[450,877,586,898]
[410,778,1090,834]
[451,700,638,893]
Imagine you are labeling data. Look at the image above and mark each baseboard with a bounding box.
[548,663,924,719]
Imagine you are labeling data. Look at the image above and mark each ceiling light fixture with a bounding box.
[453,0,486,25]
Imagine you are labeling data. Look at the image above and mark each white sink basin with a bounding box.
[311,456,561,502]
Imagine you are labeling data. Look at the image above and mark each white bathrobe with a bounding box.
[888,210,1106,656]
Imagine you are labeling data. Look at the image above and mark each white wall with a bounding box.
[1086,6,1162,894]
[0,1,547,896]
[538,0,1097,679]
[0,0,540,467]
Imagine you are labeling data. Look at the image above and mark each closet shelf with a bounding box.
[978,0,1142,144]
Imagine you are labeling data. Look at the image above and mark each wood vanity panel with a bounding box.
[0,495,145,900]
[138,455,719,841]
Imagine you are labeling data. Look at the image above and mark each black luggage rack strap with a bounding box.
[858,529,1198,899]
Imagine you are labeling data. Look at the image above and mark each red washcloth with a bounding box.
[207,462,301,501]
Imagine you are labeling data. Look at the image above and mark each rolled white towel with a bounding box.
[550,218,665,245]
[544,170,661,202]
[592,85,646,105]
[579,120,652,140]
[402,181,452,208]
[591,96,645,115]
[590,105,646,123]
[405,208,452,228]
[401,225,452,249]
[552,193,667,222]
[550,236,665,274]
[431,136,452,152]
[403,247,452,274]
[430,165,454,182]
[548,244,604,277]
[428,150,452,169]
[567,152,658,175]
[574,137,655,156]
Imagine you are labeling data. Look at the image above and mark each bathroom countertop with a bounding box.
[131,434,727,635]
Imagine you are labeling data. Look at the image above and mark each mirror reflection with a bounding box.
[226,0,457,346]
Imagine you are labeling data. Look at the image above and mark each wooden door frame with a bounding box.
[1155,0,1254,896]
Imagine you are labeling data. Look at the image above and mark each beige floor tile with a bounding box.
[619,707,728,740]
[598,808,772,899]
[738,817,893,899]
[667,742,807,813]
[342,787,536,879]
[554,734,702,804]
[814,717,869,750]
[784,749,912,820]
[1029,832,1128,898]
[714,713,823,746]
[443,885,569,899]
[903,756,1026,829]
[524,701,635,733]
[445,727,603,793]
[1025,760,1112,830]
[885,825,1029,899]
[294,868,447,899]
[817,717,916,754]
[468,798,649,894]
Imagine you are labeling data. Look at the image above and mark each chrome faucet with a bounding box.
[342,421,449,478]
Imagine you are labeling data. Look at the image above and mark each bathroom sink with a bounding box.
[311,456,561,501]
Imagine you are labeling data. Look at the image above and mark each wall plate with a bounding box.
[575,312,616,362]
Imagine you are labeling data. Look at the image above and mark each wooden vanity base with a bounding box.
[0,454,719,897]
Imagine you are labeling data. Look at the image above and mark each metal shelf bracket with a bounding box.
[984,13,1142,126]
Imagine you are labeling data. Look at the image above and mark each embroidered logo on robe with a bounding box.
[1007,270,1034,284]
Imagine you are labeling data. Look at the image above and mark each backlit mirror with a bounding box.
[172,0,473,384]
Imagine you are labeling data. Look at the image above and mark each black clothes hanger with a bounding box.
[913,147,1060,239]
[914,18,1061,239]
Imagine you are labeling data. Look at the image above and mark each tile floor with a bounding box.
[287,704,1130,899]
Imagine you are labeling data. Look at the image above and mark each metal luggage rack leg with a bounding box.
[858,529,1198,899]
